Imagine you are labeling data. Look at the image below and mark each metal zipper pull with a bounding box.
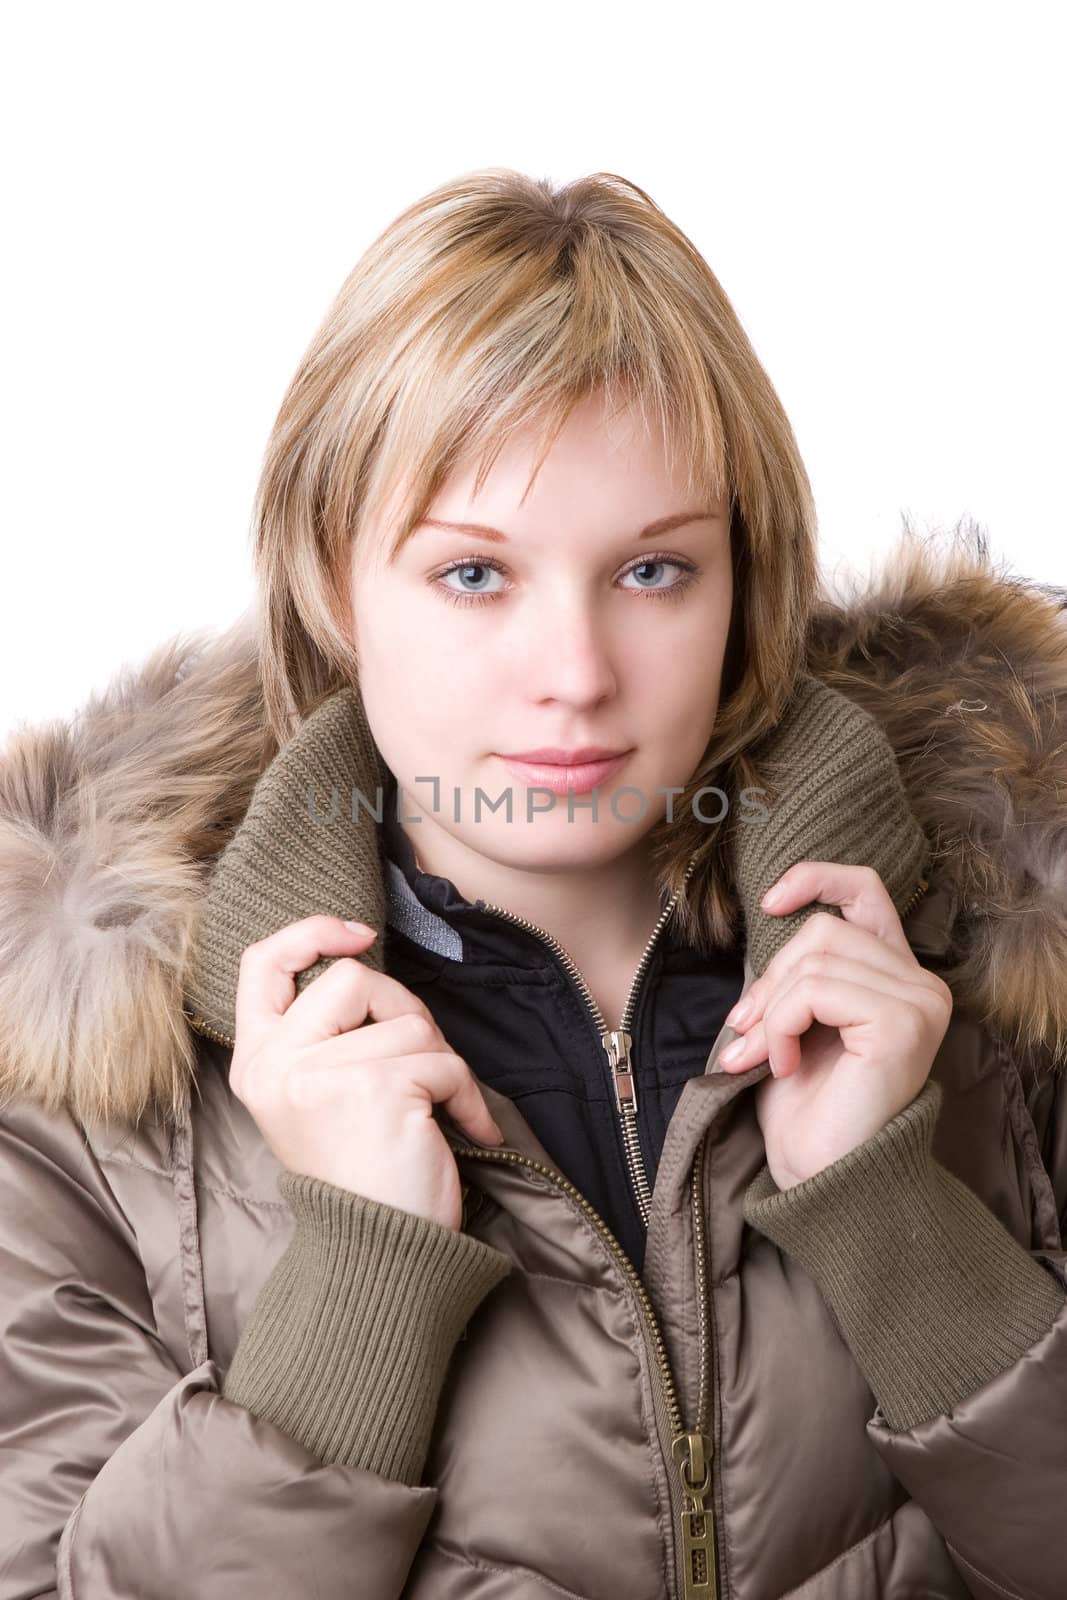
[603,1028,637,1115]
[672,1431,717,1598]
[602,1025,654,1226]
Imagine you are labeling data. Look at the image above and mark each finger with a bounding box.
[760,862,913,957]
[293,1049,504,1148]
[278,951,439,1047]
[762,972,928,1078]
[721,967,928,1076]
[726,914,937,1033]
[299,1006,452,1065]
[410,1051,505,1147]
[235,915,381,1054]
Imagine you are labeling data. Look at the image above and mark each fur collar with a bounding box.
[2,527,1064,1128]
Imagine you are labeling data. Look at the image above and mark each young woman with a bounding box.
[1,168,1065,1600]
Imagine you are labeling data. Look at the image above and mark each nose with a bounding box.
[522,586,618,707]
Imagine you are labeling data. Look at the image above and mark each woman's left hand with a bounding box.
[718,863,953,1191]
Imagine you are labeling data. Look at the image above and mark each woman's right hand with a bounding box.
[228,915,506,1232]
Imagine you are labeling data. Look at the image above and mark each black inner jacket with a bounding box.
[377,781,746,1276]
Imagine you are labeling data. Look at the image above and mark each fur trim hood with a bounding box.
[2,525,1066,1129]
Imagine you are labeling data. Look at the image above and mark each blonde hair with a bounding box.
[252,167,819,952]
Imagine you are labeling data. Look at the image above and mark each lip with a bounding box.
[495,750,632,796]
[500,746,628,763]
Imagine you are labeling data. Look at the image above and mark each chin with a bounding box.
[479,822,648,874]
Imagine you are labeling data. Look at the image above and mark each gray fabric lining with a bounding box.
[384,857,465,961]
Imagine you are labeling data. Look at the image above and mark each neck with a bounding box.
[397,799,667,972]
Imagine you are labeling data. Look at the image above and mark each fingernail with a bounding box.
[725,997,753,1028]
[721,1038,745,1063]
[762,883,785,907]
[343,919,374,932]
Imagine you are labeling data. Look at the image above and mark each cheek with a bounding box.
[629,614,729,777]
[636,605,728,709]
[402,633,491,710]
[357,626,487,777]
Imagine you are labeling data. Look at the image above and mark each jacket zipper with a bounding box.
[475,850,719,1597]
[445,1126,719,1599]
[184,1012,240,1046]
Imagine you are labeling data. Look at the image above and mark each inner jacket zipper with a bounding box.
[186,867,931,1600]
[482,852,701,1231]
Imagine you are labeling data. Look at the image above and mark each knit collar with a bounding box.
[184,671,935,1048]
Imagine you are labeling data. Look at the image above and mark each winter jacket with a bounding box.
[1,534,1066,1600]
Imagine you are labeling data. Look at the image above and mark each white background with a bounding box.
[2,1,1063,737]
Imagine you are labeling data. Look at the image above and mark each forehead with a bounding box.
[357,386,727,571]
[451,394,694,500]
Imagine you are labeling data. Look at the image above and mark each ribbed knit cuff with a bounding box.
[742,1077,1066,1431]
[222,1173,513,1485]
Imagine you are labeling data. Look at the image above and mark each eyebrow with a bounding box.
[414,509,718,544]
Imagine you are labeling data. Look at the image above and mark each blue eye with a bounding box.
[431,553,700,609]
[619,558,690,594]
[435,560,508,603]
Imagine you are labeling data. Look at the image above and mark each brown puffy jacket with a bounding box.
[2,535,1066,1599]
